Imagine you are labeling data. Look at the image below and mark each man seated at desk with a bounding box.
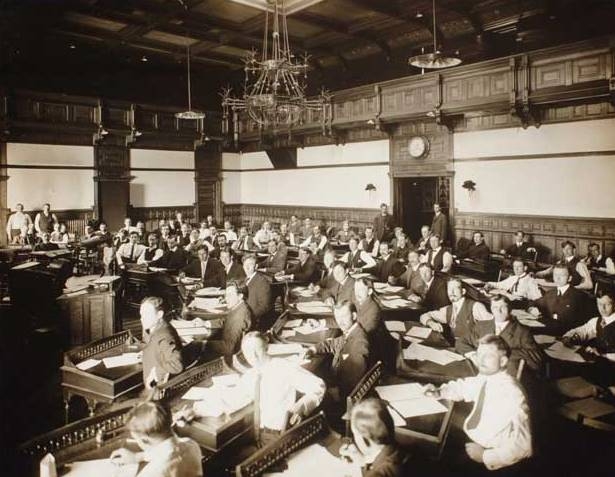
[284,247,318,283]
[116,231,147,269]
[583,242,607,269]
[110,400,203,476]
[422,235,453,273]
[151,237,190,273]
[258,238,287,275]
[503,231,532,260]
[222,220,238,243]
[220,249,246,284]
[181,246,225,288]
[184,230,203,256]
[483,259,542,303]
[140,296,185,389]
[232,226,255,252]
[311,249,337,296]
[157,225,173,252]
[416,225,432,254]
[243,255,272,329]
[359,226,380,258]
[535,240,593,290]
[320,261,356,306]
[210,233,229,259]
[340,237,376,272]
[459,231,491,261]
[394,250,425,297]
[202,282,254,360]
[306,301,372,400]
[465,295,544,375]
[392,233,412,262]
[420,277,492,354]
[33,232,59,251]
[177,223,192,248]
[234,332,325,445]
[528,264,589,335]
[374,242,404,283]
[301,225,328,253]
[425,335,532,471]
[563,293,615,356]
[253,221,274,249]
[138,233,164,265]
[277,223,295,246]
[334,220,356,244]
[413,263,450,311]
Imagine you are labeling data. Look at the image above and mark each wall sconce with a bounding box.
[365,183,376,192]
[462,180,476,197]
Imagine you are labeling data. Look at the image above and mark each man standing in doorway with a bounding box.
[373,203,395,243]
[431,203,448,245]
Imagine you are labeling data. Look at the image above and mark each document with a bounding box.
[64,459,138,477]
[182,386,213,401]
[284,319,304,328]
[211,373,240,387]
[103,353,141,369]
[373,282,405,293]
[295,319,328,335]
[402,343,465,366]
[268,343,305,355]
[375,383,426,402]
[512,310,546,328]
[534,334,556,344]
[389,397,448,418]
[190,297,225,310]
[384,321,406,332]
[545,341,586,363]
[76,358,101,371]
[563,397,615,419]
[406,326,432,339]
[176,326,211,337]
[92,275,120,285]
[263,443,361,477]
[379,298,413,309]
[280,329,297,338]
[295,302,331,314]
[387,406,407,427]
[195,287,225,297]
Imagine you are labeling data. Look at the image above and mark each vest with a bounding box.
[558,256,582,287]
[427,248,445,271]
[38,212,53,233]
[595,319,615,354]
[143,247,159,261]
[445,298,475,345]
[347,250,366,269]
[361,238,376,254]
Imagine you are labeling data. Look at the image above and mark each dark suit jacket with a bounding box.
[206,301,254,357]
[431,213,448,243]
[356,296,396,370]
[288,256,318,283]
[182,258,226,288]
[225,262,246,284]
[421,277,450,311]
[464,318,545,374]
[375,255,404,282]
[321,276,355,304]
[465,243,491,261]
[315,324,371,398]
[142,321,184,386]
[365,445,405,477]
[245,272,272,322]
[532,286,589,334]
[151,247,190,271]
[261,249,287,274]
[373,214,395,242]
[506,242,531,259]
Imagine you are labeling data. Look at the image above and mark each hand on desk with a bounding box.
[561,333,581,348]
[465,443,485,463]
[407,294,421,303]
[303,346,317,360]
[339,442,364,465]
[110,448,142,466]
[425,319,444,333]
[423,383,441,399]
[527,307,541,318]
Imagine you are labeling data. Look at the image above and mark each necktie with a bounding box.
[450,304,458,329]
[130,244,135,261]
[254,371,261,445]
[557,289,562,297]
[466,382,486,430]
[511,277,520,294]
[201,261,207,280]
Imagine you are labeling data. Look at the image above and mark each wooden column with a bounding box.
[94,144,132,231]
[195,142,222,223]
[0,142,8,247]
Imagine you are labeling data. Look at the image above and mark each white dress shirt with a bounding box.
[198,228,211,240]
[224,230,238,242]
[487,274,542,300]
[254,229,273,247]
[300,234,328,251]
[138,247,164,264]
[116,242,146,265]
[139,434,203,477]
[340,250,377,269]
[563,312,615,342]
[236,358,325,431]
[420,247,453,272]
[420,297,492,326]
[440,371,532,470]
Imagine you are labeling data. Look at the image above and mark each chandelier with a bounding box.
[221,0,331,138]
[176,43,206,120]
[408,0,462,69]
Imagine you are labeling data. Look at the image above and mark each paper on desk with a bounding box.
[512,309,546,328]
[195,287,225,297]
[64,459,138,477]
[280,329,297,338]
[403,336,425,344]
[384,321,407,332]
[268,343,305,356]
[375,382,426,402]
[212,373,240,387]
[295,302,331,314]
[176,326,211,337]
[350,272,371,279]
[92,275,120,284]
[284,318,304,328]
[263,443,361,477]
[460,277,484,286]
[103,353,141,368]
[148,266,167,272]
[389,397,448,418]
[403,343,465,366]
[182,386,213,401]
[373,282,405,293]
[388,406,406,427]
[380,298,413,309]
[555,376,596,399]
[76,358,101,371]
[563,397,615,419]
[406,326,432,339]
[295,319,328,335]
[64,289,89,298]
[534,334,556,344]
[545,341,586,363]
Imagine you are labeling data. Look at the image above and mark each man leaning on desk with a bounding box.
[180,246,225,288]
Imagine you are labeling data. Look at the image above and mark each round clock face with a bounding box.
[408,136,428,158]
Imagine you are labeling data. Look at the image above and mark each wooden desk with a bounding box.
[453,258,501,282]
[124,265,160,308]
[270,310,340,346]
[61,331,143,420]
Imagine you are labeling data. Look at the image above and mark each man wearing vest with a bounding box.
[116,231,147,268]
[420,277,492,354]
[34,203,58,235]
[563,293,615,355]
[359,226,380,258]
[422,234,453,273]
[138,233,164,265]
[341,237,376,272]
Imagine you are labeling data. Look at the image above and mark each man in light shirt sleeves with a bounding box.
[116,231,147,268]
[425,334,532,471]
[562,293,615,356]
[484,259,542,302]
[341,236,376,271]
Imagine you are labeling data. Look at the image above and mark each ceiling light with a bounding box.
[408,0,462,69]
[69,44,76,49]
[141,55,148,62]
[175,44,206,120]
[415,11,423,18]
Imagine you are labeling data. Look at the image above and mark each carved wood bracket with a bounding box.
[510,55,540,129]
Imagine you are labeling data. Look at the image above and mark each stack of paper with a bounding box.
[402,343,465,366]
[176,327,211,338]
[389,397,448,418]
[102,353,141,369]
[189,297,227,313]
[555,376,595,399]
[375,382,446,419]
[76,358,101,371]
[534,334,556,345]
[294,319,328,335]
[545,341,586,363]
[264,443,361,477]
[268,343,305,356]
[280,329,297,338]
[562,397,615,419]
[373,282,405,293]
[195,287,225,297]
[295,301,331,314]
[284,318,304,328]
[406,327,432,339]
[375,383,426,401]
[380,298,413,309]
[384,321,407,332]
[512,309,546,328]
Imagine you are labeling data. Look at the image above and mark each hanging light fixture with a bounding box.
[221,0,331,136]
[176,43,206,120]
[408,0,462,69]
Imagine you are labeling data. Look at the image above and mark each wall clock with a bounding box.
[408,136,430,159]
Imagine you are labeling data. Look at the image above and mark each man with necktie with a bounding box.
[116,231,146,268]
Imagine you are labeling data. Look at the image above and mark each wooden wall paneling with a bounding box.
[130,205,197,231]
[195,143,222,222]
[94,145,131,231]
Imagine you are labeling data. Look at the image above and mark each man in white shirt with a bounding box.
[421,234,453,273]
[138,233,164,265]
[198,221,211,241]
[359,226,380,258]
[562,293,615,355]
[341,237,377,271]
[223,220,238,242]
[425,334,532,471]
[301,225,328,252]
[237,331,325,444]
[253,221,273,249]
[116,231,147,268]
[110,401,203,477]
[417,225,432,253]
[484,259,542,301]
[6,203,32,242]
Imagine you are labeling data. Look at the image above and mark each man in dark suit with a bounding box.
[220,249,246,284]
[203,282,254,359]
[321,261,355,305]
[417,263,450,311]
[430,203,448,244]
[463,295,544,375]
[286,247,318,283]
[528,264,589,335]
[181,246,225,288]
[376,242,404,283]
[373,203,395,242]
[395,250,425,297]
[460,231,491,261]
[33,232,59,251]
[150,236,190,272]
[258,239,287,275]
[243,255,272,330]
[505,230,531,259]
[307,301,372,399]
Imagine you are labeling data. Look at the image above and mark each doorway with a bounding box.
[394,176,451,243]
